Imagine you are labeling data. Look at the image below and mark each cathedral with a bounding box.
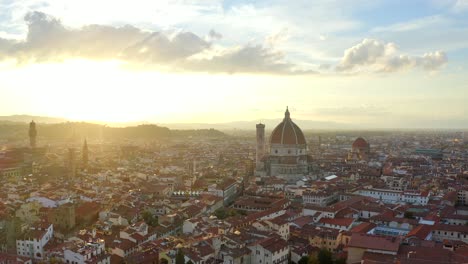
[256,107,312,182]
[347,137,370,161]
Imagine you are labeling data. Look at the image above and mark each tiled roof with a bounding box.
[348,233,401,252]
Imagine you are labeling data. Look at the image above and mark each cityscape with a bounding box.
[1,1,468,264]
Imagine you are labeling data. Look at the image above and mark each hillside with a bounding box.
[0,122,225,141]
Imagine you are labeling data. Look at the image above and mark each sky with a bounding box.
[1,0,468,128]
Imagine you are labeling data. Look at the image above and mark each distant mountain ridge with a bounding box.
[158,119,353,130]
[0,115,68,124]
[0,115,348,130]
[0,121,225,140]
[1,115,465,130]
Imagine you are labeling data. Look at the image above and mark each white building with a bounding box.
[16,224,53,260]
[432,224,468,244]
[208,179,237,205]
[356,188,430,205]
[302,189,338,207]
[182,219,199,234]
[64,240,110,264]
[249,236,289,264]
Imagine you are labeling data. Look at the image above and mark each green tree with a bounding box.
[142,211,158,227]
[175,249,185,264]
[309,256,319,264]
[404,211,415,219]
[317,248,333,264]
[214,208,227,219]
[298,256,310,264]
[334,258,346,264]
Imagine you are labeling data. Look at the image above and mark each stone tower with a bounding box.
[256,123,266,171]
[29,120,37,148]
[67,148,76,179]
[82,139,88,169]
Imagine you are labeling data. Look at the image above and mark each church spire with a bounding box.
[284,106,290,120]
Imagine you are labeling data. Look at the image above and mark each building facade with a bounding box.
[16,224,53,261]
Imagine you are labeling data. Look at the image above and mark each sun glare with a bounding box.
[3,59,273,123]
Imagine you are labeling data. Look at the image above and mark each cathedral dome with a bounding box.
[270,107,306,145]
[352,137,369,149]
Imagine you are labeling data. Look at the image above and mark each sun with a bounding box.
[7,59,185,123]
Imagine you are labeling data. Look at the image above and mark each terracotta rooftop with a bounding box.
[406,224,433,240]
[353,137,369,149]
[350,222,377,234]
[348,233,401,252]
[270,108,306,145]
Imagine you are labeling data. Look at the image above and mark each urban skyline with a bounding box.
[2,2,468,264]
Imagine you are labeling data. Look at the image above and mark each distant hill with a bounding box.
[0,115,353,131]
[159,118,354,131]
[0,122,226,141]
[0,115,68,124]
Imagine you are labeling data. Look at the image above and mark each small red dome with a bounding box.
[352,137,369,149]
[270,108,306,145]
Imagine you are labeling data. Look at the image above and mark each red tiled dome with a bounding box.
[352,137,369,149]
[270,108,306,145]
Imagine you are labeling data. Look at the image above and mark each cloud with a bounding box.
[208,29,222,40]
[10,11,210,64]
[0,38,16,59]
[336,38,447,72]
[452,0,468,12]
[0,11,310,75]
[184,44,314,74]
[122,31,210,63]
[336,39,395,71]
[418,51,448,71]
[371,15,446,33]
[319,63,331,70]
[0,11,450,75]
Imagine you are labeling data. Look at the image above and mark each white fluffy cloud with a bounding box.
[184,44,315,74]
[12,11,211,63]
[337,38,447,72]
[0,11,450,75]
[418,51,448,71]
[0,11,307,74]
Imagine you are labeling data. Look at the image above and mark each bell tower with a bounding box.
[82,139,88,169]
[29,120,37,148]
[256,123,266,171]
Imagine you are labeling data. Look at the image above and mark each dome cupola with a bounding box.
[270,107,306,145]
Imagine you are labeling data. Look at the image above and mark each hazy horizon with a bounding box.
[2,113,468,131]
